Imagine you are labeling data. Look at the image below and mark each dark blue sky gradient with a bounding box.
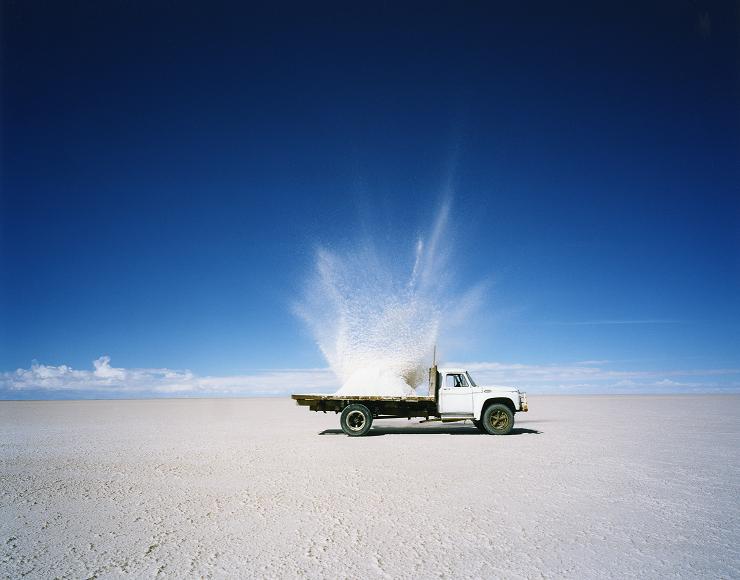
[1,2,738,379]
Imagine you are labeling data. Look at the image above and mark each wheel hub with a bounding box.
[489,409,510,430]
[346,410,366,431]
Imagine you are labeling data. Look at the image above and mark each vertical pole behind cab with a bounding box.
[429,364,439,403]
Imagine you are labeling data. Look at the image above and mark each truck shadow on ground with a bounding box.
[319,426,543,436]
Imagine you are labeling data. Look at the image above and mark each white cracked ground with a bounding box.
[1,395,739,578]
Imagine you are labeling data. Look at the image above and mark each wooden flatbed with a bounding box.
[291,393,437,418]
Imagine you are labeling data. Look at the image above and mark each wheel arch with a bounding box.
[478,397,516,418]
[339,401,377,416]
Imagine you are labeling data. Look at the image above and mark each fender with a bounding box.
[472,390,523,420]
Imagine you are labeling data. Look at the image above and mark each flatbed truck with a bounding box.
[292,365,528,436]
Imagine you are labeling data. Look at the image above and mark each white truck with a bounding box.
[292,365,528,436]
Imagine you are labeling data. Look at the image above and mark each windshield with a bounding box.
[465,372,477,387]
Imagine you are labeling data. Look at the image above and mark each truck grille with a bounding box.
[519,393,529,412]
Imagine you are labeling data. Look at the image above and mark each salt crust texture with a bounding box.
[1,396,739,578]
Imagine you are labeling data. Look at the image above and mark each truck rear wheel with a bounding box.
[340,404,373,437]
[482,404,514,435]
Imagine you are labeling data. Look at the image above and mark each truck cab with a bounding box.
[436,367,528,418]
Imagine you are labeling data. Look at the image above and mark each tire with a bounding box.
[472,419,486,433]
[340,404,373,437]
[481,404,514,435]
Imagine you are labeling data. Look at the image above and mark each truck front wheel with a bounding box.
[340,404,373,437]
[482,404,514,435]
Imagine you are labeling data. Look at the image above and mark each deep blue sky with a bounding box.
[1,1,739,395]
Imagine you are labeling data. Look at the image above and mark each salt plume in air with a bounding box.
[296,200,482,396]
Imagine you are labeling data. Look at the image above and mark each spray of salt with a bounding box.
[296,200,480,396]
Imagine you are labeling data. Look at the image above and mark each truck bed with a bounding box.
[292,394,435,402]
[291,393,436,417]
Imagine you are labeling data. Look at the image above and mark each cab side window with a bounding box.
[446,374,469,388]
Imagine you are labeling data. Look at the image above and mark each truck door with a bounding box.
[438,373,474,415]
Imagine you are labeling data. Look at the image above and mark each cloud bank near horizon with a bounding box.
[1,356,738,399]
[0,356,339,398]
[457,361,740,393]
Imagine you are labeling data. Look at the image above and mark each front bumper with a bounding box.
[519,392,529,412]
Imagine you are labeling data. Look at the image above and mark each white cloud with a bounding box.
[452,361,740,393]
[546,319,683,325]
[93,355,126,380]
[1,357,338,397]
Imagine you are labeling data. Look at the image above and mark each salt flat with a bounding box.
[1,396,738,579]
